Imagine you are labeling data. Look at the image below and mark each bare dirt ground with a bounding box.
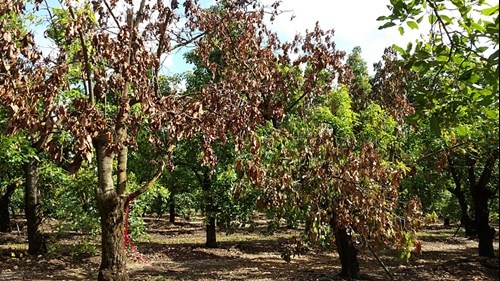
[0,217,498,281]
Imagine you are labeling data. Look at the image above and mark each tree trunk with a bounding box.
[95,141,128,281]
[331,218,360,279]
[448,156,476,236]
[0,183,16,232]
[169,194,175,224]
[453,187,476,236]
[202,171,217,248]
[24,159,46,255]
[468,155,497,258]
[205,215,217,248]
[97,194,127,281]
[472,192,495,257]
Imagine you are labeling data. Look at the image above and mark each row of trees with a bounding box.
[1,0,498,280]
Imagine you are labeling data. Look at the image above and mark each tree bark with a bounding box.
[169,194,175,224]
[202,171,217,248]
[95,141,128,281]
[331,218,360,279]
[0,183,17,232]
[24,159,46,255]
[450,182,475,236]
[97,194,127,281]
[205,215,217,248]
[456,190,476,236]
[448,156,476,236]
[468,155,497,258]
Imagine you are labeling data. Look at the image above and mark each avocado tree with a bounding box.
[1,1,352,279]
[255,47,422,278]
[0,131,24,233]
[379,0,499,257]
[0,3,56,255]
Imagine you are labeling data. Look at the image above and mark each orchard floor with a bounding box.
[0,217,498,281]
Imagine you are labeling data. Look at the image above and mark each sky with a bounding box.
[262,0,425,71]
[163,0,428,75]
[32,0,429,75]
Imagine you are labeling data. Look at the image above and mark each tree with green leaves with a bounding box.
[379,0,498,131]
[346,46,372,112]
[379,0,499,258]
[0,132,23,233]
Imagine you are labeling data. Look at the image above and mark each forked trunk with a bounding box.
[24,159,46,255]
[331,218,359,279]
[96,141,128,281]
[0,183,16,232]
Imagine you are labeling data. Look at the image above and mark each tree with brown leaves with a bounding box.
[258,49,421,279]
[1,1,349,279]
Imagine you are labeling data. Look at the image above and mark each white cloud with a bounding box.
[263,0,427,72]
[160,53,175,71]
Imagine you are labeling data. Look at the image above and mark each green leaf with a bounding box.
[458,69,473,81]
[379,22,396,29]
[430,116,442,136]
[481,5,499,16]
[483,108,498,119]
[404,42,413,54]
[407,21,419,29]
[392,44,406,55]
[470,22,485,32]
[477,46,488,53]
[398,26,405,35]
[436,55,449,62]
[456,125,468,136]
[428,14,437,24]
[440,14,453,24]
[487,50,499,63]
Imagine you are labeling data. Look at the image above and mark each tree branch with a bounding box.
[427,0,455,94]
[67,4,94,105]
[416,142,465,163]
[103,0,121,29]
[126,155,168,202]
[169,32,207,53]
[476,154,498,195]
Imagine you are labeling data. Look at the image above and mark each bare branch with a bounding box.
[126,155,168,202]
[67,4,94,105]
[103,0,121,29]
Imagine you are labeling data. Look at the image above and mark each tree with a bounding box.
[379,0,498,131]
[346,46,372,112]
[402,122,477,234]
[0,132,23,233]
[169,137,259,248]
[257,48,421,278]
[1,1,349,279]
[379,0,499,258]
[0,2,53,255]
[442,117,498,255]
